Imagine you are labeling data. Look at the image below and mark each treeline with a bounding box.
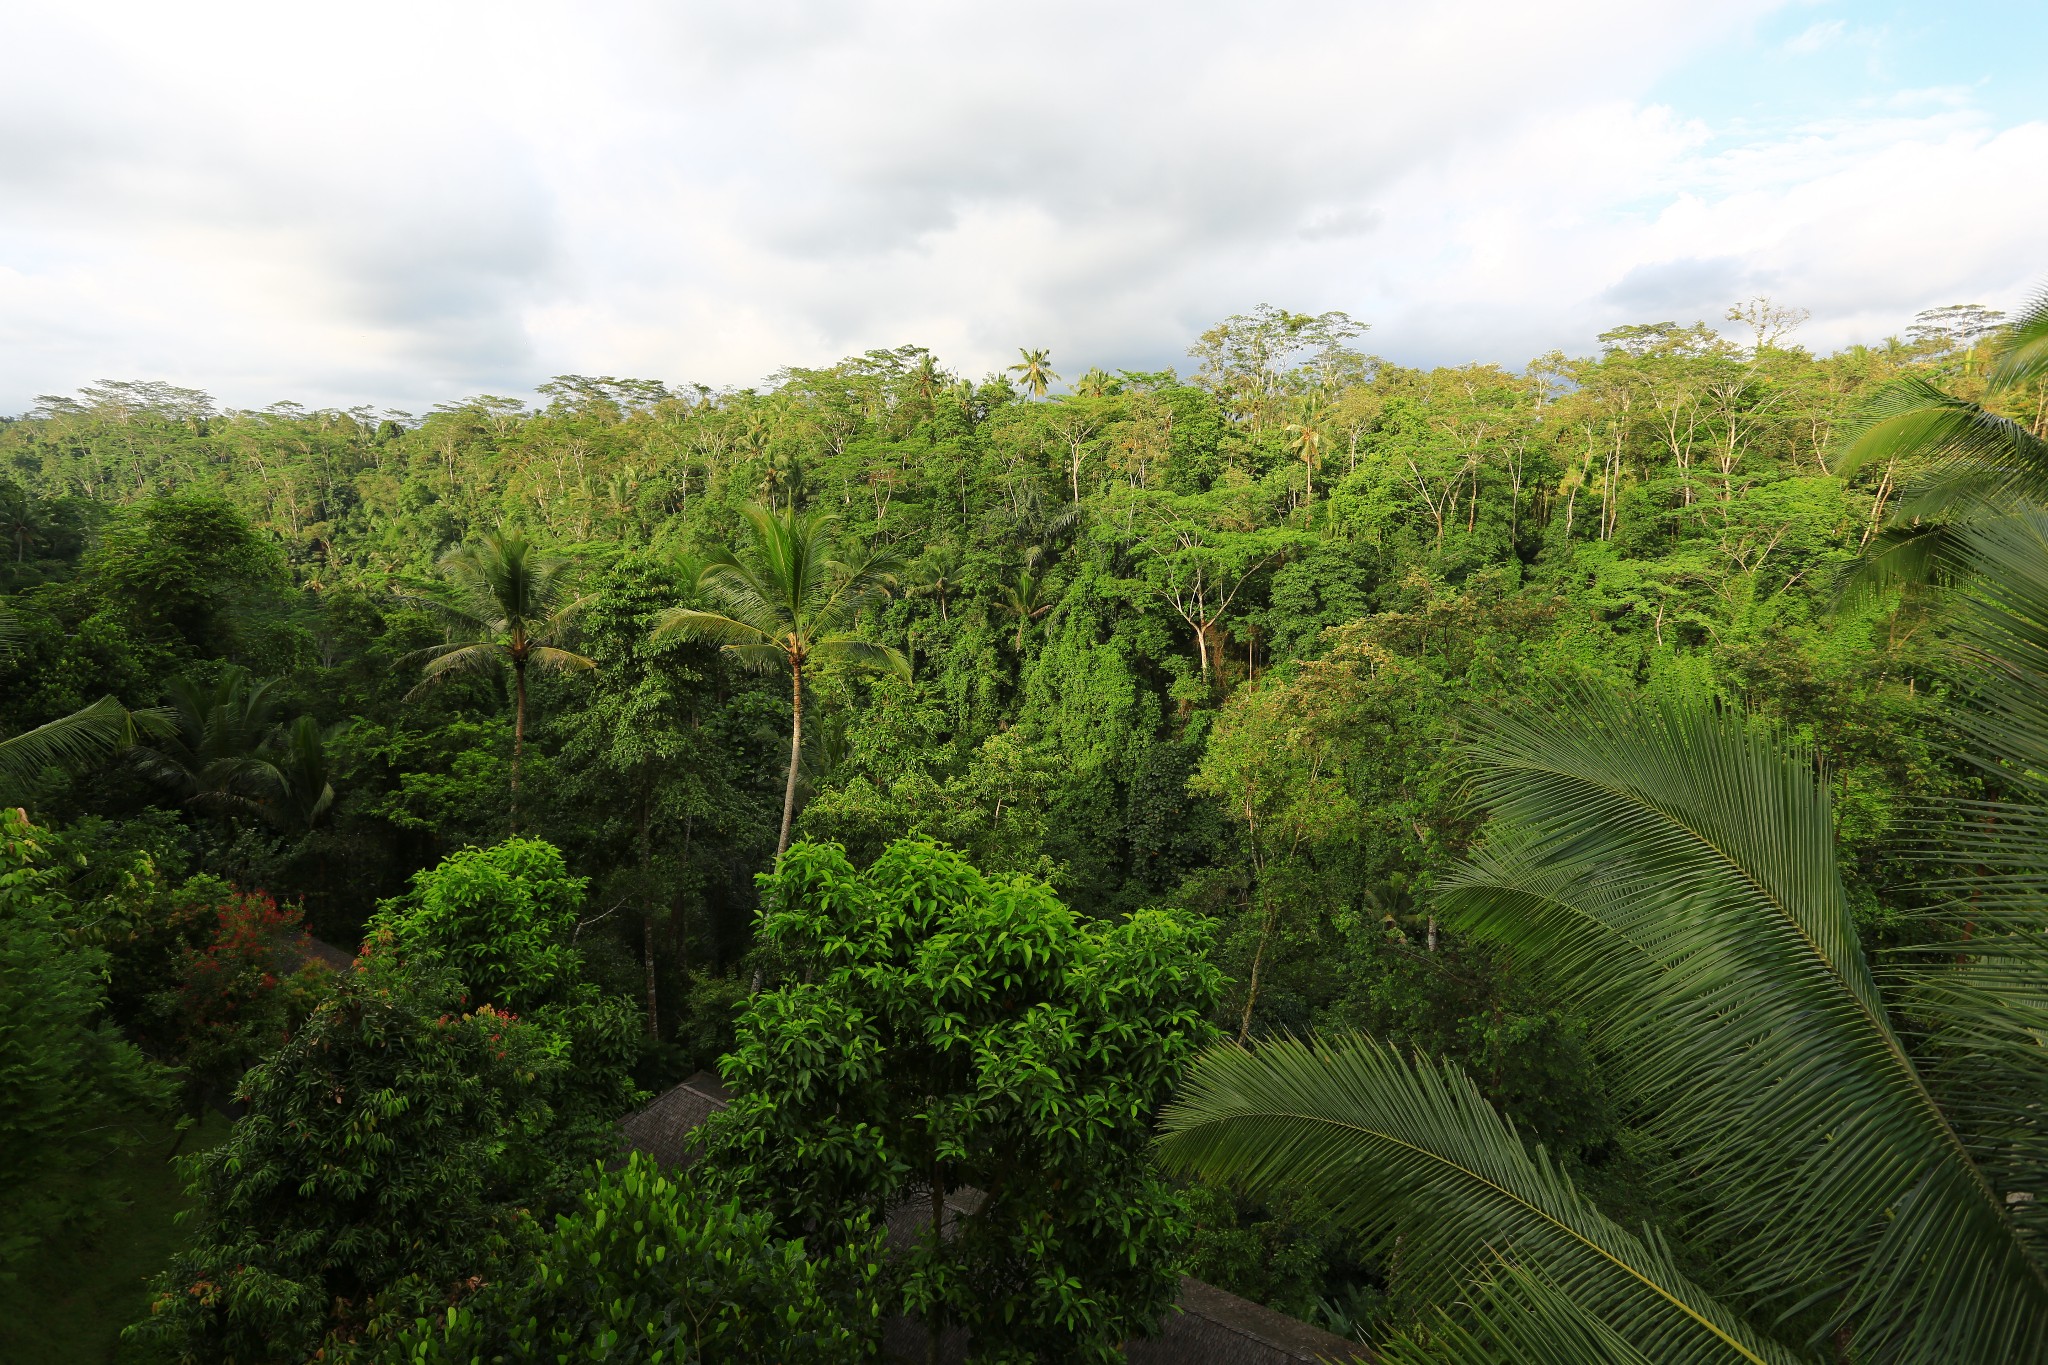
[0,298,2030,1340]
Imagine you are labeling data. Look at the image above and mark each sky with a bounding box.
[0,0,2042,413]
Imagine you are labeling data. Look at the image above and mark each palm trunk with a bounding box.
[777,658,803,859]
[511,655,526,833]
[641,779,659,1041]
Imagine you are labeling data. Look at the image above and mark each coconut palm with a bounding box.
[1834,290,2048,587]
[903,545,965,622]
[1159,688,2048,1364]
[998,570,1053,650]
[1073,366,1119,398]
[650,504,906,859]
[127,668,334,833]
[1284,399,1326,519]
[1008,347,1058,400]
[398,528,594,829]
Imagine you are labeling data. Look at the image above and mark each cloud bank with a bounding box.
[0,0,2041,410]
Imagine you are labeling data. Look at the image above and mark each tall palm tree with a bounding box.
[650,504,906,859]
[1834,291,2048,587]
[1159,690,2048,1364]
[398,528,594,829]
[1284,398,1326,520]
[1008,347,1058,400]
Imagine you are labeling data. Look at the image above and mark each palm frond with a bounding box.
[649,607,775,652]
[404,642,509,699]
[1157,1036,1796,1365]
[1437,692,2048,1362]
[810,636,911,680]
[527,645,597,675]
[0,696,146,789]
[1831,377,2048,521]
[1986,288,2048,393]
[389,590,493,639]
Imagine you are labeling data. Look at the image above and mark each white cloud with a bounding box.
[0,0,2038,410]
[1785,19,1847,54]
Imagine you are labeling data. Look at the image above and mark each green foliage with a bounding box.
[384,1154,886,1365]
[80,494,292,662]
[0,810,172,1278]
[699,838,1222,1362]
[128,953,565,1362]
[375,837,585,1011]
[0,306,2023,1346]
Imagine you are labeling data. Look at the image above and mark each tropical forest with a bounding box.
[5,295,2048,1364]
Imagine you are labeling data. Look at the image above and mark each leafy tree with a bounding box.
[77,494,289,660]
[383,1153,886,1365]
[1160,692,2048,1363]
[398,528,595,829]
[699,838,1222,1363]
[129,952,566,1362]
[371,838,641,1165]
[0,601,162,801]
[0,810,171,1278]
[652,504,907,859]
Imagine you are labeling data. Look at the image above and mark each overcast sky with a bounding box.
[2,0,2042,412]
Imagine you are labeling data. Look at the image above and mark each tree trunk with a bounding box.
[928,1166,946,1365]
[777,658,803,859]
[1237,895,1280,1043]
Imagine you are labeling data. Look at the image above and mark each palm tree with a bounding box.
[1284,399,1326,520]
[398,528,594,830]
[1074,367,1119,398]
[903,545,965,622]
[1834,290,2048,586]
[999,570,1052,650]
[1159,689,2048,1363]
[1008,347,1058,400]
[127,668,333,832]
[651,504,906,859]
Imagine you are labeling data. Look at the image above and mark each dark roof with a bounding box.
[617,1071,727,1168]
[290,934,356,974]
[619,1076,1370,1364]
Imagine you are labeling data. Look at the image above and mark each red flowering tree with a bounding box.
[149,889,332,1110]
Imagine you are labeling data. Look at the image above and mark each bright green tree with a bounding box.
[651,504,906,859]
[698,838,1221,1363]
[398,528,595,829]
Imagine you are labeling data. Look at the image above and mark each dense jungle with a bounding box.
[5,296,2047,1364]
